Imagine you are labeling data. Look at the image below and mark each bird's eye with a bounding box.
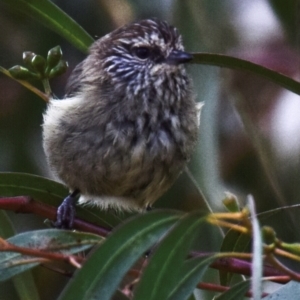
[132,47,151,60]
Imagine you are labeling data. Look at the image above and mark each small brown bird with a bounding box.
[43,18,200,228]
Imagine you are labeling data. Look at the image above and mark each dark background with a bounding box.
[1,1,300,299]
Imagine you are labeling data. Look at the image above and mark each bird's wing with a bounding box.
[65,61,85,97]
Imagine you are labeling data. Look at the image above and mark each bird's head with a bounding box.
[85,19,192,101]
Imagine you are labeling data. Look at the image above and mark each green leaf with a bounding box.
[0,258,38,283]
[0,210,15,238]
[133,211,205,300]
[0,172,68,203]
[0,229,103,282]
[214,279,251,300]
[58,210,181,300]
[0,211,40,299]
[169,255,217,300]
[191,53,300,96]
[0,172,129,229]
[219,229,240,286]
[12,272,41,300]
[1,0,93,53]
[219,229,251,286]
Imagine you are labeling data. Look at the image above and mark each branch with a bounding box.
[0,66,49,102]
[0,196,296,285]
[0,196,110,237]
[210,257,287,283]
[0,238,84,268]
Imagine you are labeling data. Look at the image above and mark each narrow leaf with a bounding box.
[0,211,40,299]
[0,229,102,282]
[0,172,127,228]
[12,272,40,300]
[169,255,217,300]
[0,172,68,203]
[192,53,300,96]
[58,210,181,300]
[219,229,250,286]
[1,0,93,52]
[133,211,205,300]
[219,230,241,286]
[0,210,15,238]
[214,279,251,300]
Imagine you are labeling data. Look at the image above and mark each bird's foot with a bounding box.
[53,190,80,229]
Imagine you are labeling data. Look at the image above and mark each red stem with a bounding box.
[0,196,294,285]
[197,282,269,298]
[210,257,285,281]
[0,196,110,236]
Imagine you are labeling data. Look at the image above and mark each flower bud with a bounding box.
[262,226,276,244]
[46,46,63,72]
[223,192,240,212]
[31,54,46,75]
[49,60,68,78]
[22,51,36,67]
[9,65,39,80]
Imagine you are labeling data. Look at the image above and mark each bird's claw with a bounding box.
[53,190,79,229]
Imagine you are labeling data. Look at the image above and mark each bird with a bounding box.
[42,18,201,228]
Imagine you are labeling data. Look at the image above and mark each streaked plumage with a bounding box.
[43,19,199,211]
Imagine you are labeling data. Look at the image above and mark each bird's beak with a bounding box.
[166,50,193,65]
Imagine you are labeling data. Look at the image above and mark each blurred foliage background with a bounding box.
[1,0,300,299]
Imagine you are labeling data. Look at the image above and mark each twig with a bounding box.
[0,196,296,286]
[0,239,84,268]
[0,66,49,102]
[0,196,110,237]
